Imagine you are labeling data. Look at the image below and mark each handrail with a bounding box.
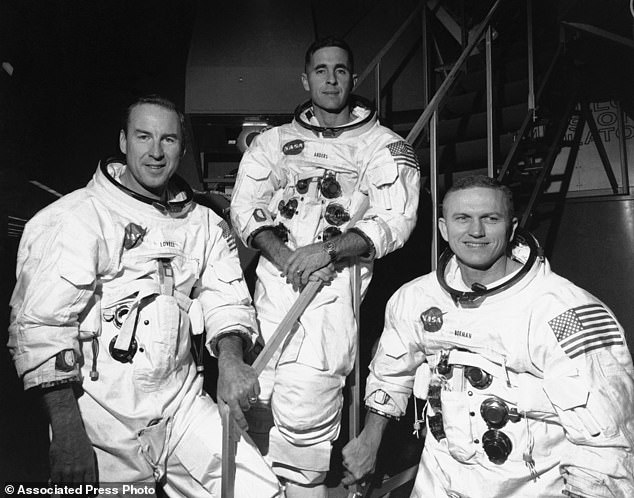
[406,0,503,145]
[561,21,634,50]
[497,38,564,180]
[355,1,423,90]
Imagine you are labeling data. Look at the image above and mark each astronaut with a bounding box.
[342,175,634,497]
[8,96,281,497]
[230,37,420,496]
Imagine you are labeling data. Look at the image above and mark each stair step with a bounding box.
[455,50,558,94]
[390,81,529,126]
[541,191,565,201]
[392,102,528,143]
[441,79,530,117]
[415,133,515,172]
[520,165,545,173]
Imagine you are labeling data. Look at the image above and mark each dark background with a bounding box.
[0,0,198,483]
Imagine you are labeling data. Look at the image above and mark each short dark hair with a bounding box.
[122,95,186,138]
[304,37,354,73]
[442,175,515,218]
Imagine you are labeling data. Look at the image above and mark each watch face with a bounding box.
[55,349,76,372]
[324,241,337,261]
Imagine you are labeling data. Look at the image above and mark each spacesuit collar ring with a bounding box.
[100,158,194,214]
[293,95,376,137]
[436,227,542,306]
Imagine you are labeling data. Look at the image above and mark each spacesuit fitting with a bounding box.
[366,234,634,497]
[9,160,281,497]
[231,97,420,483]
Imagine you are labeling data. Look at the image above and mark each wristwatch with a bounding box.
[324,240,337,263]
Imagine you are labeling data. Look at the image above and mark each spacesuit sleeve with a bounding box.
[8,211,101,390]
[534,295,634,498]
[352,139,420,259]
[230,130,282,248]
[195,213,259,356]
[365,288,426,418]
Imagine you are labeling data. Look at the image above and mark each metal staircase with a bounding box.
[354,1,632,495]
[359,0,629,266]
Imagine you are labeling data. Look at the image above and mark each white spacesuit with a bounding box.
[9,160,281,497]
[366,235,634,498]
[231,97,420,482]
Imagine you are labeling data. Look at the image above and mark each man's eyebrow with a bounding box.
[132,128,179,139]
[313,63,350,71]
[450,211,503,219]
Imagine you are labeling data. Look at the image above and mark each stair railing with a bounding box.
[354,1,424,110]
[405,0,503,146]
[496,31,565,181]
[355,0,504,268]
[406,0,504,268]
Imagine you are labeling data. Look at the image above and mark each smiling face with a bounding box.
[119,103,183,200]
[301,46,357,127]
[439,186,518,284]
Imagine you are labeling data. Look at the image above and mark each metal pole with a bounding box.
[407,0,503,144]
[486,25,494,177]
[354,2,423,88]
[347,261,362,498]
[617,100,630,195]
[527,0,535,114]
[374,62,381,118]
[430,110,439,270]
[422,3,430,108]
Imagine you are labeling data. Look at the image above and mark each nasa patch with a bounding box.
[282,139,304,155]
[420,307,444,332]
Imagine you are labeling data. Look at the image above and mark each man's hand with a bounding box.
[283,243,331,290]
[42,385,97,485]
[217,335,260,431]
[341,434,380,486]
[308,263,337,285]
[341,412,390,486]
[49,425,96,484]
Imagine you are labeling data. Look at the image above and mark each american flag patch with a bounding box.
[217,219,237,252]
[548,304,623,359]
[387,141,419,170]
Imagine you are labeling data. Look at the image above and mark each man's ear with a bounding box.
[438,217,449,242]
[119,130,127,155]
[352,73,358,89]
[301,73,311,92]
